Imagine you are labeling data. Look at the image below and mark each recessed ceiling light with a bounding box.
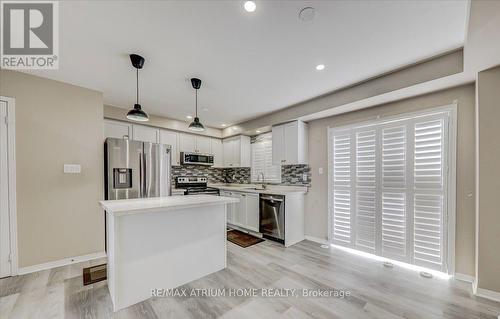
[256,130,261,133]
[316,64,325,71]
[202,107,209,112]
[186,115,193,119]
[244,1,256,12]
[221,123,227,127]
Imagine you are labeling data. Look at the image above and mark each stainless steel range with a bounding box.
[175,176,220,195]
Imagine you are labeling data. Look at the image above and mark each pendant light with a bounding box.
[126,54,149,122]
[188,78,205,131]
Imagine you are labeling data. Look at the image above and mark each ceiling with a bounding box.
[25,0,469,128]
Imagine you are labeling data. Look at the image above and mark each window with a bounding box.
[251,133,281,183]
[329,107,455,273]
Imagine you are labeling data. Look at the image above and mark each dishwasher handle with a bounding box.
[260,195,284,202]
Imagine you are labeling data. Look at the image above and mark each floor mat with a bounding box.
[227,229,264,248]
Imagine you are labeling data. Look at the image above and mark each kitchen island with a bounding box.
[99,195,239,311]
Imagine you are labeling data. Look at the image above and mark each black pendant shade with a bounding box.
[127,104,149,122]
[188,77,205,132]
[126,54,149,122]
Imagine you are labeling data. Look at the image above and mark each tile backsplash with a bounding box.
[171,166,251,185]
[171,166,226,185]
[172,164,310,187]
[281,164,311,186]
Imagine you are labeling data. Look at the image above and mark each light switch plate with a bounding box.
[64,164,81,174]
[318,167,324,175]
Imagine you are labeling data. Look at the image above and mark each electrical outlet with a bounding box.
[318,167,324,175]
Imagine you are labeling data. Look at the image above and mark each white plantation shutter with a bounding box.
[413,118,446,270]
[251,134,281,183]
[329,109,451,272]
[381,125,408,261]
[355,130,376,253]
[332,133,352,245]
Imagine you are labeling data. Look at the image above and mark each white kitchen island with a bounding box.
[99,195,239,312]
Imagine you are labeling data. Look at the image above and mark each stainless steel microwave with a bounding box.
[180,152,214,166]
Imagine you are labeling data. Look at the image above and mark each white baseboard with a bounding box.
[18,251,106,275]
[475,287,500,303]
[304,235,329,245]
[454,273,475,283]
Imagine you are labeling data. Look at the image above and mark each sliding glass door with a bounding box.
[328,106,455,273]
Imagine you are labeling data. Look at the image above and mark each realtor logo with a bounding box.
[1,1,59,69]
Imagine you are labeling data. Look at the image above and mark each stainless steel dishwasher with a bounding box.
[259,194,285,244]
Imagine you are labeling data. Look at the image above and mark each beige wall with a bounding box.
[476,65,500,292]
[305,84,476,276]
[104,104,223,138]
[0,70,104,268]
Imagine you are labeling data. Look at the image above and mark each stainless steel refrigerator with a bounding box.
[104,137,172,200]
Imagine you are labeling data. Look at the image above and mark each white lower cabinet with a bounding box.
[245,193,259,232]
[221,191,259,232]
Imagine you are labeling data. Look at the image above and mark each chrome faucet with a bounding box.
[258,172,265,183]
[257,172,267,189]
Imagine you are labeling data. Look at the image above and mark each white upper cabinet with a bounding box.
[223,135,251,167]
[211,138,224,167]
[132,125,159,143]
[179,133,196,153]
[159,130,180,166]
[196,136,211,154]
[272,120,308,165]
[272,124,285,165]
[179,133,214,154]
[104,120,132,140]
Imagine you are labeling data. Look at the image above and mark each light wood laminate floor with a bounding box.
[1,240,499,319]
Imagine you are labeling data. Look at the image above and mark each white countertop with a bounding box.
[209,183,307,195]
[100,195,239,216]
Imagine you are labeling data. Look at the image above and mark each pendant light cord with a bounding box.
[136,68,139,105]
[195,89,198,117]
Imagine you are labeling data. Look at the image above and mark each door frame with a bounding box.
[327,103,457,275]
[1,96,18,276]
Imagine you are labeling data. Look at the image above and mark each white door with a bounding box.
[272,125,285,165]
[211,138,224,167]
[196,136,211,154]
[234,193,247,226]
[179,133,196,153]
[132,125,159,143]
[159,130,179,165]
[246,194,260,232]
[223,139,233,167]
[104,120,132,140]
[0,100,12,278]
[232,138,241,167]
[284,122,298,165]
